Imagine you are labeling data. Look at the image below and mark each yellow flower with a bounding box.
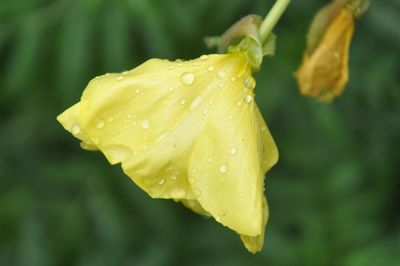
[295,3,355,102]
[57,52,278,253]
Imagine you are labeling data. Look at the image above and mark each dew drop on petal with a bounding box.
[193,189,201,196]
[208,65,215,72]
[180,98,186,105]
[117,76,124,81]
[71,123,81,135]
[158,178,165,185]
[190,97,202,110]
[217,71,226,79]
[108,117,114,122]
[103,145,132,163]
[181,72,195,85]
[243,76,254,89]
[219,163,229,174]
[171,188,186,198]
[189,178,195,184]
[141,119,151,129]
[229,147,237,155]
[244,94,253,103]
[200,55,209,61]
[167,65,174,70]
[96,119,105,129]
[171,175,177,180]
[202,109,209,115]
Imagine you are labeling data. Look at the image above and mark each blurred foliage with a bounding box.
[1,0,399,265]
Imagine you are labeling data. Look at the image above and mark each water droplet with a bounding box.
[117,76,124,81]
[132,121,137,127]
[103,145,132,163]
[218,82,224,88]
[215,216,221,222]
[228,115,233,120]
[135,89,141,94]
[181,72,195,85]
[261,126,266,132]
[193,189,201,196]
[208,65,214,72]
[167,65,173,70]
[231,77,236,82]
[217,71,226,79]
[219,163,229,174]
[243,76,254,89]
[127,113,133,119]
[244,94,253,103]
[171,188,186,198]
[240,192,245,197]
[189,178,195,184]
[158,178,165,185]
[141,119,151,129]
[229,148,237,155]
[92,137,100,145]
[96,119,105,129]
[168,87,174,92]
[200,55,209,61]
[180,98,186,105]
[71,123,81,135]
[171,175,177,180]
[202,109,209,115]
[122,71,129,75]
[190,97,202,110]
[108,117,114,122]
[237,101,242,106]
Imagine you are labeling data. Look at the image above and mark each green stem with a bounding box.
[259,0,291,43]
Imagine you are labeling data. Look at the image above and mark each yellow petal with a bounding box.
[56,103,98,151]
[57,52,278,253]
[240,196,269,253]
[295,8,355,102]
[187,70,277,237]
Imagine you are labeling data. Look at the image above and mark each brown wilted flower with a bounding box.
[295,1,356,102]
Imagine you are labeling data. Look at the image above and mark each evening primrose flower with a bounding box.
[57,0,291,254]
[295,0,369,102]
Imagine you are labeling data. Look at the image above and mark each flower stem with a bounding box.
[259,0,291,43]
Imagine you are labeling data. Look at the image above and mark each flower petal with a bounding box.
[240,196,268,253]
[187,71,277,237]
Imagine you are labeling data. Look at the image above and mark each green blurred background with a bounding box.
[1,0,399,265]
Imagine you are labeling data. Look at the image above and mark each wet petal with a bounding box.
[57,52,278,253]
[187,71,277,237]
